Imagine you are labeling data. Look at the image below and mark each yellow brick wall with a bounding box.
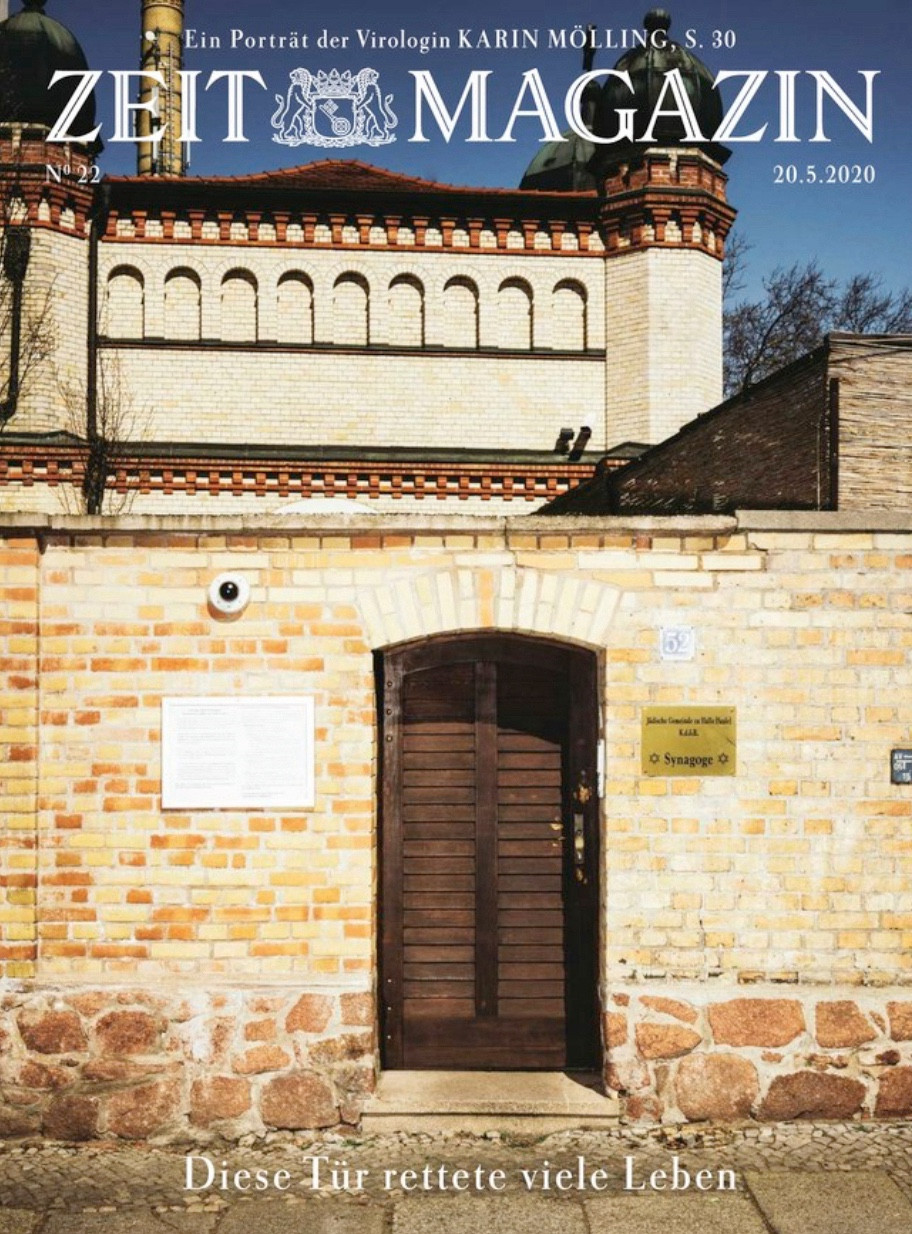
[34,531,375,983]
[103,347,605,453]
[587,525,912,985]
[96,243,610,452]
[605,247,723,445]
[1,512,908,991]
[0,537,39,978]
[5,219,727,455]
[12,229,89,435]
[830,340,912,511]
[2,512,912,1130]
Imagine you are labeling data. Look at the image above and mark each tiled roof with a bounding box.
[214,161,481,193]
[106,159,597,201]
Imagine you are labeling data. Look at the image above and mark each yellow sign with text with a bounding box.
[642,707,737,777]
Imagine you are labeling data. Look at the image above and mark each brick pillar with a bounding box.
[0,537,40,979]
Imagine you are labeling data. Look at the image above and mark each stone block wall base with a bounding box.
[4,981,912,1140]
[0,984,376,1142]
[606,984,912,1123]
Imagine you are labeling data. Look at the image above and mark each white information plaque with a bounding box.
[161,697,315,809]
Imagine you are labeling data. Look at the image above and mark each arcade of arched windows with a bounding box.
[102,267,592,352]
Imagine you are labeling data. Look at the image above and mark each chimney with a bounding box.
[137,0,185,176]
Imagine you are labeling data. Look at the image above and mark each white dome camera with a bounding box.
[208,573,251,617]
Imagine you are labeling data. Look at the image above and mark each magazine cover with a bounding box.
[0,1,911,1230]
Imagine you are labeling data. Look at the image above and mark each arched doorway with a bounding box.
[377,633,600,1070]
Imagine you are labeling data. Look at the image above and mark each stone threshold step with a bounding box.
[361,1070,620,1133]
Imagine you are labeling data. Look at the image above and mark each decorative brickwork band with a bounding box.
[599,148,736,260]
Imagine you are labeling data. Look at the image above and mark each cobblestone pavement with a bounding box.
[1,1123,911,1231]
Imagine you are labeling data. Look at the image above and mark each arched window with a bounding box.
[105,267,144,338]
[221,270,258,342]
[497,278,533,349]
[552,280,588,351]
[442,276,479,349]
[333,273,370,346]
[388,275,424,348]
[277,273,314,344]
[164,268,201,340]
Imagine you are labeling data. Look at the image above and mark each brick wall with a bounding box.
[94,243,609,453]
[2,179,732,458]
[0,534,39,980]
[830,335,912,511]
[15,229,90,435]
[102,345,606,455]
[90,228,725,454]
[3,144,735,467]
[2,510,911,1136]
[606,247,723,446]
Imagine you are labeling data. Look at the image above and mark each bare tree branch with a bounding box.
[0,193,58,424]
[722,230,751,301]
[723,258,912,397]
[833,274,912,335]
[59,354,149,515]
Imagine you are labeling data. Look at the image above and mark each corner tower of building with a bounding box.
[137,0,185,177]
[0,0,98,433]
[595,10,735,444]
[595,10,735,445]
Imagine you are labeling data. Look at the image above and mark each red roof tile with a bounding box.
[107,159,597,200]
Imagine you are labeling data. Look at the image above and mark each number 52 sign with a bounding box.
[660,627,697,662]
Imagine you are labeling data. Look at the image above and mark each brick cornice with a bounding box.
[598,147,737,260]
[0,440,611,506]
[100,208,603,256]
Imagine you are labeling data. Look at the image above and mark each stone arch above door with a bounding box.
[354,566,621,651]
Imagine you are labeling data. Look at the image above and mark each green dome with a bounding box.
[519,58,601,191]
[520,130,597,192]
[594,9,726,160]
[0,0,96,136]
[519,9,727,191]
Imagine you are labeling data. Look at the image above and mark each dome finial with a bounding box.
[23,1,47,11]
[644,8,672,34]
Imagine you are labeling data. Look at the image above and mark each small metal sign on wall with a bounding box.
[642,707,737,777]
[892,749,912,785]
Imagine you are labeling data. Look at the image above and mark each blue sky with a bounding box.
[49,0,912,299]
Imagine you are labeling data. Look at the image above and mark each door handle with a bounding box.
[571,769,592,884]
[573,811,586,881]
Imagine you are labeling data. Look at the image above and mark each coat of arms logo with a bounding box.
[271,68,397,148]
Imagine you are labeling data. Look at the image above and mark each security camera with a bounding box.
[208,573,251,616]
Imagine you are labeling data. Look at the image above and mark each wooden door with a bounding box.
[379,634,599,1070]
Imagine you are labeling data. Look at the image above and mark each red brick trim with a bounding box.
[0,443,608,505]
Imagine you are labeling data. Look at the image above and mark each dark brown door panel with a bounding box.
[379,634,599,1070]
